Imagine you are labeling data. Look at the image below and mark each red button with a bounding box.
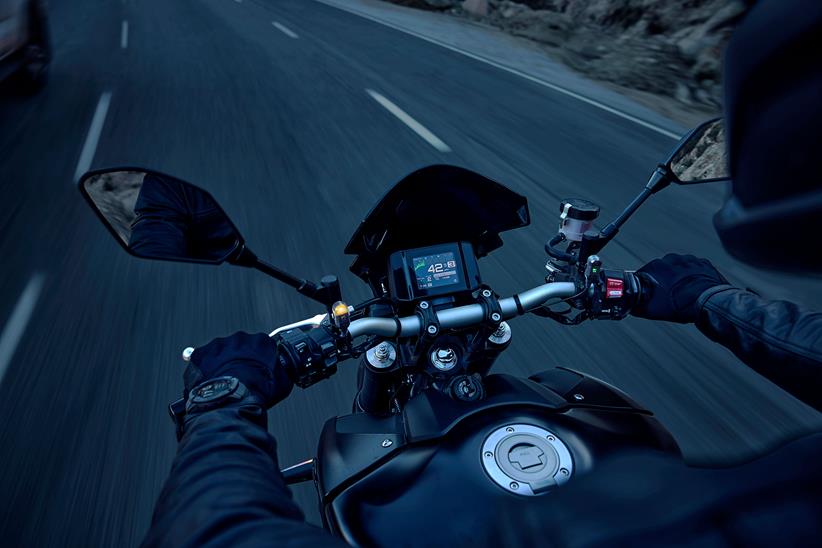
[606,278,624,299]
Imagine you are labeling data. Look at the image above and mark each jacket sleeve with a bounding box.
[141,402,343,548]
[697,286,822,411]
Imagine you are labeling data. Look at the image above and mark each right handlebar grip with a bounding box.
[630,271,654,314]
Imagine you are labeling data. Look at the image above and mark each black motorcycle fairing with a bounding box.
[529,367,651,412]
[315,413,405,502]
[344,165,530,291]
[315,369,680,542]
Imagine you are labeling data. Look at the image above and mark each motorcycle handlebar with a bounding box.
[180,276,635,393]
[188,280,602,364]
[346,281,578,338]
[265,281,577,387]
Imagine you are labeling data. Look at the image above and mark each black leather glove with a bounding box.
[633,254,729,323]
[184,331,293,409]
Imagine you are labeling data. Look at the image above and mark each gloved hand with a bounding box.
[184,331,293,409]
[632,254,729,323]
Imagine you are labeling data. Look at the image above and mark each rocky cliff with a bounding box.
[386,0,747,111]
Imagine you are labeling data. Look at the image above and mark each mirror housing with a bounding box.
[79,167,343,307]
[79,168,245,264]
[667,117,731,184]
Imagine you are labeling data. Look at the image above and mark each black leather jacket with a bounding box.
[697,286,822,411]
[141,403,343,548]
[142,287,822,547]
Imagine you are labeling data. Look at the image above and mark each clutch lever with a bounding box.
[269,314,328,337]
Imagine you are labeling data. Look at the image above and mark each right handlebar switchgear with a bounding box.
[587,269,642,320]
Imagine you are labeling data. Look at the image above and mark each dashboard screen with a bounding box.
[387,242,479,301]
[412,251,461,290]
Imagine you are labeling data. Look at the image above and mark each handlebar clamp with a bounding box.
[417,301,441,340]
[476,286,503,329]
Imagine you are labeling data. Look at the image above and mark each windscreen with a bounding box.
[344,165,530,288]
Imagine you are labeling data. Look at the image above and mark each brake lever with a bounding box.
[532,306,590,325]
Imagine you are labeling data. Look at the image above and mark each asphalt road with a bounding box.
[1,0,820,545]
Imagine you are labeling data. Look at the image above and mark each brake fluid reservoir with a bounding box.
[558,199,600,242]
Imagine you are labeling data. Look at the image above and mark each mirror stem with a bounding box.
[232,248,327,306]
[255,259,321,301]
[579,166,674,262]
[599,166,672,241]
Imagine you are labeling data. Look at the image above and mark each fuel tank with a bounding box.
[315,368,680,546]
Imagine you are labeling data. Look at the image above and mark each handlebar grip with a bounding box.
[179,326,337,389]
[630,271,652,313]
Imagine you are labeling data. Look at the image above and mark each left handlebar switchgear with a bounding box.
[276,327,340,388]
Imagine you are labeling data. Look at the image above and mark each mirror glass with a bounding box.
[669,119,730,183]
[81,170,243,263]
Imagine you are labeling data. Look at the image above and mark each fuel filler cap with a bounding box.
[481,424,574,496]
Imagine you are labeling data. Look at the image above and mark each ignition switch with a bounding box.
[448,374,485,402]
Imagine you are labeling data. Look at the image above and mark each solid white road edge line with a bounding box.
[121,20,129,49]
[272,21,299,39]
[366,89,451,153]
[74,91,112,183]
[314,0,680,140]
[0,273,46,388]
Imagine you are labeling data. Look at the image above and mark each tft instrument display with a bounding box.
[412,252,460,290]
[387,242,481,301]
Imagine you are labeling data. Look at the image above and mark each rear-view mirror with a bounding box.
[668,118,730,184]
[80,169,244,264]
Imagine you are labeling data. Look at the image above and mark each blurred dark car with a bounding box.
[0,0,50,91]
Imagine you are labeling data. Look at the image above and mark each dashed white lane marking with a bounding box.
[366,89,451,153]
[74,91,112,183]
[315,0,680,140]
[121,20,129,49]
[272,21,299,39]
[0,274,45,388]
